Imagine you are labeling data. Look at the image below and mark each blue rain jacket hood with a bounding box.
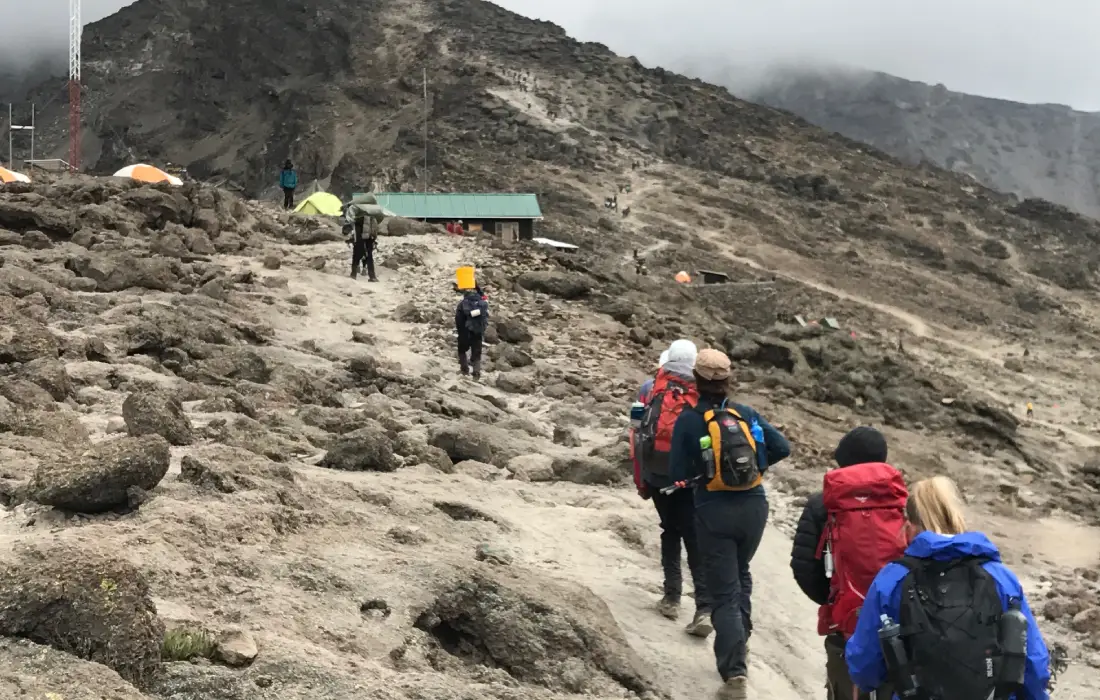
[845,531,1051,700]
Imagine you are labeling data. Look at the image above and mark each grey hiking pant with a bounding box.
[695,495,768,680]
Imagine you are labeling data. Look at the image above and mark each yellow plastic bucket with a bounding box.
[455,266,476,290]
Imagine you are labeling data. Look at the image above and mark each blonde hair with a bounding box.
[906,476,967,535]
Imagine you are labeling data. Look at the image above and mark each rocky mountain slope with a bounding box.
[0,0,1099,696]
[0,171,1097,698]
[743,66,1100,219]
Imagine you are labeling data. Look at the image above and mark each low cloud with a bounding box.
[3,0,1099,109]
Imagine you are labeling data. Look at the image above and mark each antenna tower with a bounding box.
[68,0,81,170]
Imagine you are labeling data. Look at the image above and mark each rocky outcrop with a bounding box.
[0,638,151,700]
[516,271,594,300]
[30,435,171,512]
[319,423,397,472]
[415,569,662,696]
[123,389,195,445]
[0,546,165,686]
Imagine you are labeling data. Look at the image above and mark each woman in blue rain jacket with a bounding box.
[846,476,1050,700]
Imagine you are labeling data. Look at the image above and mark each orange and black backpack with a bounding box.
[635,371,698,482]
[700,404,762,491]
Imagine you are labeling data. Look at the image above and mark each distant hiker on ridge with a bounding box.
[280,160,298,210]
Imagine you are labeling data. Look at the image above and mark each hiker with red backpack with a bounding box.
[666,348,791,700]
[632,340,713,637]
[789,426,906,700]
[846,476,1051,700]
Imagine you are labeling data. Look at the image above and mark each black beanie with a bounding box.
[834,426,888,467]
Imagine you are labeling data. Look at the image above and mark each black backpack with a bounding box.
[461,295,488,335]
[896,556,1005,700]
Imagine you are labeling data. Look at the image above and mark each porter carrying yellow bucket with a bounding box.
[455,266,476,290]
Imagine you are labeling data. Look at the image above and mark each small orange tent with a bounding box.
[113,164,183,186]
[0,166,31,184]
[675,271,692,284]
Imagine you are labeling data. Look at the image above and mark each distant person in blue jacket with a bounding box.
[667,348,790,700]
[280,160,298,209]
[846,476,1051,700]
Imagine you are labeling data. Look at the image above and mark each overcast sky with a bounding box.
[3,0,1099,109]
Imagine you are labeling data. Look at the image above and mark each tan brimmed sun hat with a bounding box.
[694,348,731,381]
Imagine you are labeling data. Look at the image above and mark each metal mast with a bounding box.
[68,0,81,170]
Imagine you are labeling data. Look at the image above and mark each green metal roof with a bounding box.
[365,193,543,220]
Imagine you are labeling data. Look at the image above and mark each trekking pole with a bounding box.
[659,476,702,495]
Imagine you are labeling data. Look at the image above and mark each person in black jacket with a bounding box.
[455,287,488,380]
[789,426,889,700]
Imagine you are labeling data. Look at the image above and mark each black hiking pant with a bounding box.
[457,332,483,376]
[825,633,893,699]
[696,495,769,681]
[283,187,295,209]
[352,228,376,280]
[651,486,708,612]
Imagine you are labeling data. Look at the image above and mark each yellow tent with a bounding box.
[294,192,343,216]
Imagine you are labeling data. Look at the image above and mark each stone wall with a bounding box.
[693,282,777,333]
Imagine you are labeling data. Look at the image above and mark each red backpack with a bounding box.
[815,462,908,637]
[635,371,698,479]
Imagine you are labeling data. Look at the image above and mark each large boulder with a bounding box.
[516,271,594,299]
[122,389,195,446]
[66,252,179,292]
[507,454,556,482]
[429,421,495,463]
[30,435,171,512]
[0,638,150,700]
[394,430,454,472]
[0,546,165,686]
[428,421,536,468]
[179,446,296,494]
[496,317,533,344]
[18,358,74,401]
[551,456,621,485]
[415,569,661,696]
[0,314,59,363]
[495,370,538,394]
[320,423,397,472]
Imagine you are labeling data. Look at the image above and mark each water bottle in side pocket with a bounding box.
[750,418,766,470]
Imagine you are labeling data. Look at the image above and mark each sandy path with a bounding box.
[243,233,829,698]
[218,228,1100,698]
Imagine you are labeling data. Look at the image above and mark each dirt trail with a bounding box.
[248,234,827,699]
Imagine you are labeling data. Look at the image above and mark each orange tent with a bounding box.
[0,166,31,184]
[674,271,692,283]
[113,164,183,186]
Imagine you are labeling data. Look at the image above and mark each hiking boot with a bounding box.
[350,268,358,279]
[685,610,714,638]
[471,371,481,381]
[716,676,748,700]
[655,595,681,620]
